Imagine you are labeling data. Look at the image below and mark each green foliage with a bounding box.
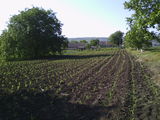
[0,30,13,60]
[70,40,79,43]
[124,0,160,49]
[124,0,160,30]
[127,47,160,86]
[124,26,153,49]
[80,40,88,44]
[0,48,117,120]
[90,39,99,46]
[108,31,124,46]
[85,44,91,49]
[0,7,68,60]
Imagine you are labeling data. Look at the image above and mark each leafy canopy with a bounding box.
[124,25,153,49]
[0,7,68,60]
[90,39,99,46]
[124,0,160,49]
[108,31,124,46]
[80,40,88,44]
[124,0,160,30]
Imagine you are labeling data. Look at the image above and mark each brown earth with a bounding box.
[0,50,160,120]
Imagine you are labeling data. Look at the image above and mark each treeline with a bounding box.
[0,6,123,61]
[69,39,100,48]
[1,1,159,60]
[70,30,124,48]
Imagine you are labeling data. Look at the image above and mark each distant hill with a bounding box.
[68,37,109,42]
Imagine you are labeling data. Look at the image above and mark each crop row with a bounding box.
[1,48,159,120]
[0,49,118,120]
[0,49,117,94]
[122,52,160,120]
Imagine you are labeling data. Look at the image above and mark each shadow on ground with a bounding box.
[0,89,118,120]
[8,54,113,62]
[144,47,160,52]
[48,54,112,60]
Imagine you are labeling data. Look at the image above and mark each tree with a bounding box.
[0,30,14,60]
[124,0,160,31]
[0,7,68,60]
[70,40,79,43]
[124,26,153,49]
[108,31,124,46]
[90,39,99,46]
[124,0,160,49]
[80,40,88,44]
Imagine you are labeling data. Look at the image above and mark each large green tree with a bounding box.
[0,7,68,60]
[124,0,160,30]
[124,0,160,49]
[124,25,153,49]
[108,31,124,46]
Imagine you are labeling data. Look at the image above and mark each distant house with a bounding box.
[99,41,114,47]
[152,40,160,47]
[68,43,86,50]
[78,45,85,50]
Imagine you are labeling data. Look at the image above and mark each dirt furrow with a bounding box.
[85,50,125,105]
[69,50,122,103]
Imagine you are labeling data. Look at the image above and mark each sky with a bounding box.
[0,0,131,38]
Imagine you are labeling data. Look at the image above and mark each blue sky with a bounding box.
[0,0,131,37]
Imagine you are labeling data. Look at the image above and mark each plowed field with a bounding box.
[0,49,160,120]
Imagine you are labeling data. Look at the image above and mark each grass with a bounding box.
[127,47,160,86]
[63,48,117,55]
